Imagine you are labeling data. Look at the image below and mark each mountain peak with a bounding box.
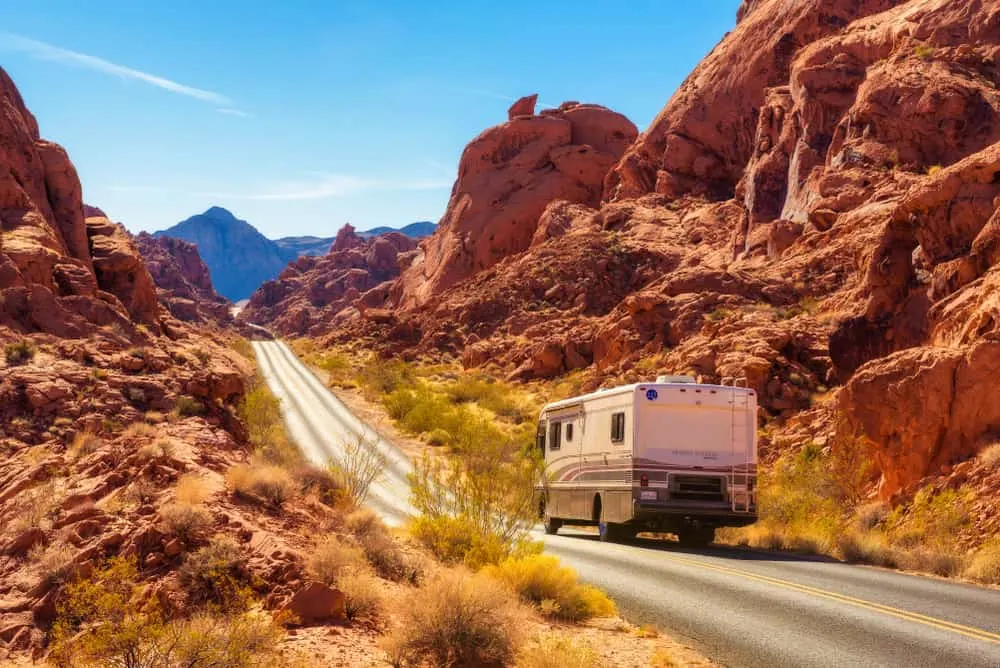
[202,206,237,221]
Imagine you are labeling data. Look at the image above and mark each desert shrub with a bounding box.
[854,501,890,531]
[358,357,414,400]
[306,537,365,587]
[29,541,77,586]
[226,463,297,509]
[359,529,417,583]
[964,542,1000,584]
[327,435,386,505]
[896,546,966,577]
[484,554,615,622]
[294,463,347,506]
[178,537,252,611]
[339,569,385,623]
[137,437,174,462]
[4,340,36,366]
[383,570,523,668]
[175,473,211,505]
[127,477,159,506]
[915,43,935,60]
[125,386,147,407]
[835,531,898,568]
[426,428,451,446]
[160,502,212,545]
[122,421,157,439]
[175,396,206,417]
[445,375,531,423]
[345,507,384,540]
[50,556,281,668]
[9,481,61,532]
[978,442,1000,467]
[886,487,971,549]
[193,348,211,365]
[68,430,102,461]
[518,636,598,668]
[408,435,542,568]
[239,381,282,447]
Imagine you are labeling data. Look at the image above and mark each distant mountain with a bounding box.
[155,207,288,301]
[273,236,335,259]
[359,221,436,239]
[155,209,437,300]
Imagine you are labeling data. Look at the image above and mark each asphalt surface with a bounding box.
[253,340,1000,668]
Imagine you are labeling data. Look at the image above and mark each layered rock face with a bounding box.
[135,232,232,325]
[393,98,638,307]
[330,0,1000,513]
[240,224,416,336]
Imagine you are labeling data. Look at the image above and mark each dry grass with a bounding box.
[160,502,212,545]
[68,431,102,461]
[29,541,77,586]
[978,442,1000,467]
[384,569,525,668]
[896,546,966,577]
[339,569,385,623]
[650,648,681,668]
[8,480,61,533]
[518,636,599,668]
[4,340,36,366]
[226,463,297,509]
[122,421,157,439]
[835,531,898,568]
[137,438,174,462]
[175,473,211,505]
[126,477,159,506]
[306,537,366,587]
[964,542,1000,584]
[484,554,616,622]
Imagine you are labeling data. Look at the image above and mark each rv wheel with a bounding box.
[599,522,632,543]
[676,526,715,548]
[543,516,562,535]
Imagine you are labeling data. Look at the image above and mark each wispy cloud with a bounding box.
[189,172,452,202]
[216,108,253,118]
[0,31,238,109]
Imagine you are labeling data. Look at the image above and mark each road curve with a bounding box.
[253,340,1000,668]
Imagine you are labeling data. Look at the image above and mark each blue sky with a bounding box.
[1,1,740,238]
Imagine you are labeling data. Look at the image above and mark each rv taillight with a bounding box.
[640,474,649,488]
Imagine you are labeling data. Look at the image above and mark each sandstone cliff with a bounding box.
[135,232,232,325]
[240,224,416,336]
[327,0,1000,522]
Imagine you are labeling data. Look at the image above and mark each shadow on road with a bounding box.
[555,528,841,564]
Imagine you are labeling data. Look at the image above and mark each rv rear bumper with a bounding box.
[632,501,757,528]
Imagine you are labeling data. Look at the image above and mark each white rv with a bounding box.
[535,375,757,546]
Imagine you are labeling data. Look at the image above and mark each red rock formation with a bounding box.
[393,100,637,307]
[329,0,1000,512]
[240,224,416,336]
[135,232,232,325]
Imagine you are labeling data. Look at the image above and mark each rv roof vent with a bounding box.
[656,374,696,384]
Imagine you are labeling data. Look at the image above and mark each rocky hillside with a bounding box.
[240,224,417,336]
[134,232,232,325]
[316,0,1000,534]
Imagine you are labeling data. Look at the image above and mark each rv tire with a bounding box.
[599,522,632,543]
[543,516,562,535]
[676,526,715,548]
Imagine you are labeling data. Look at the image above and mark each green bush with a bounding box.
[4,340,36,366]
[175,396,205,417]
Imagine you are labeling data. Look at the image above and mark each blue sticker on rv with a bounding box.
[645,389,658,401]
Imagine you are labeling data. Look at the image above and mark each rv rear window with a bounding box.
[611,412,625,442]
[549,421,561,451]
[565,422,574,442]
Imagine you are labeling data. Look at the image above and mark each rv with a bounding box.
[535,375,757,546]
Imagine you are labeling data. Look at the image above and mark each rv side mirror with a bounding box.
[536,422,546,453]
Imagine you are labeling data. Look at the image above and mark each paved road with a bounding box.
[253,340,1000,668]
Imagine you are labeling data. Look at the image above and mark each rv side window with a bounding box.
[549,421,562,451]
[611,412,625,442]
[565,422,574,442]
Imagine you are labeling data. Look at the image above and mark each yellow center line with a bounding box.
[647,551,1000,645]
